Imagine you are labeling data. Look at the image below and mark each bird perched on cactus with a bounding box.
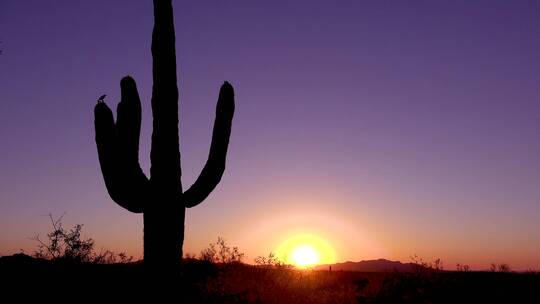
[93,0,235,269]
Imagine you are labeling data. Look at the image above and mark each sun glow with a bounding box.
[291,245,319,267]
[275,233,336,268]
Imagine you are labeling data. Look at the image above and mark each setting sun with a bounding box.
[291,245,320,267]
[275,234,336,268]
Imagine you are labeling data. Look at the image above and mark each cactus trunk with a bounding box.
[94,0,235,269]
[143,207,185,267]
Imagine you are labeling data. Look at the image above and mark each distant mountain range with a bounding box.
[314,258,417,272]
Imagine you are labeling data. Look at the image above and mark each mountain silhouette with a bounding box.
[314,258,418,272]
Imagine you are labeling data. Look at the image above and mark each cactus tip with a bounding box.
[121,75,135,86]
[220,81,234,96]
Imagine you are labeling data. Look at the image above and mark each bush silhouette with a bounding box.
[94,0,235,269]
[199,237,244,264]
[31,214,132,264]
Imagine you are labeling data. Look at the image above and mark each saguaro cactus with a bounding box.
[94,0,235,268]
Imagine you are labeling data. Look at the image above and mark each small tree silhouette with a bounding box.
[31,214,132,264]
[254,252,292,269]
[200,237,244,264]
[32,214,94,263]
[490,262,511,273]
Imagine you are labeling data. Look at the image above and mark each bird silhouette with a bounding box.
[97,94,107,103]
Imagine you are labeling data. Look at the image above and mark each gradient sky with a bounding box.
[1,0,540,270]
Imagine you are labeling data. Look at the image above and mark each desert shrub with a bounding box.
[489,262,511,273]
[31,214,132,264]
[410,255,444,272]
[456,263,470,272]
[254,252,279,267]
[200,237,244,264]
[254,252,292,270]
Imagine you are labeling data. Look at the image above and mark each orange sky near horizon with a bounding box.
[2,190,538,271]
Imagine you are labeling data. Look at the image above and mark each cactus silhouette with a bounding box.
[93,0,235,268]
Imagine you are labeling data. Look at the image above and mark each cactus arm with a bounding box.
[95,102,122,204]
[94,78,150,213]
[183,82,235,208]
[116,76,143,168]
[150,0,182,194]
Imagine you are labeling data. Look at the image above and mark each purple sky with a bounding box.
[1,0,540,270]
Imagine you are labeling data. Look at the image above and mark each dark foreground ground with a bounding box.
[1,254,539,303]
